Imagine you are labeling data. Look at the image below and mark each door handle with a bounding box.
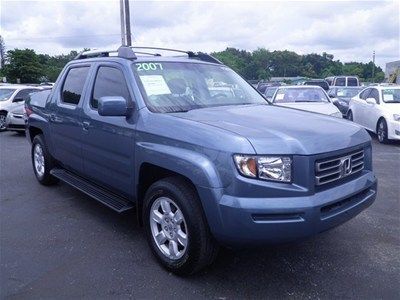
[49,113,56,122]
[82,121,90,131]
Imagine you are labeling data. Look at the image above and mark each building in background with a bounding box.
[385,60,400,84]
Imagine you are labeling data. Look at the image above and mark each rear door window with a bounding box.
[91,66,131,109]
[369,88,380,103]
[347,77,358,86]
[14,89,38,101]
[335,77,346,86]
[359,88,371,100]
[61,67,90,105]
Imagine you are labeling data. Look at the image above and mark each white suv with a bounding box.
[0,85,41,131]
[348,85,400,143]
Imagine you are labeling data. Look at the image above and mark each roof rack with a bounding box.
[74,45,222,64]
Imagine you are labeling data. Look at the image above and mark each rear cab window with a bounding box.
[61,67,90,105]
[347,77,359,86]
[335,77,346,86]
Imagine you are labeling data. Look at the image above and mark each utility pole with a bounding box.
[124,0,132,46]
[120,0,126,45]
[119,0,132,46]
[372,50,375,83]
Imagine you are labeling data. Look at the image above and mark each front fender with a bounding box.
[135,142,223,189]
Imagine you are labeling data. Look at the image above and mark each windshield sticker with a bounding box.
[139,75,171,96]
[383,93,394,101]
[136,63,163,71]
[337,91,344,96]
[275,93,284,101]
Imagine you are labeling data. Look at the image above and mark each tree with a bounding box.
[3,49,44,83]
[0,35,5,69]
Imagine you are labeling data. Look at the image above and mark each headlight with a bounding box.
[330,112,342,118]
[394,114,400,121]
[234,155,292,182]
[338,100,347,106]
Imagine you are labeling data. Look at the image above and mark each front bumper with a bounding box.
[198,171,377,246]
[387,119,400,140]
[6,113,25,131]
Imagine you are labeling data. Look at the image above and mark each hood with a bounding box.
[275,102,339,116]
[382,102,400,113]
[171,104,370,155]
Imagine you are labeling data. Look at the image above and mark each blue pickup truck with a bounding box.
[26,46,377,275]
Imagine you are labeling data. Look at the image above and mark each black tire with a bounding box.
[143,177,219,275]
[347,110,353,121]
[0,112,7,132]
[31,134,59,185]
[377,118,389,144]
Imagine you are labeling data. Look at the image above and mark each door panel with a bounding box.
[364,88,380,131]
[81,64,136,197]
[51,66,90,174]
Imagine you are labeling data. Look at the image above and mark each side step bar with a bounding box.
[50,168,134,213]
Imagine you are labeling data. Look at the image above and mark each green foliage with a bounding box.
[2,49,44,83]
[2,48,81,83]
[212,47,384,82]
[1,46,385,84]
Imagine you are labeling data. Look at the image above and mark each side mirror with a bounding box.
[98,96,130,117]
[13,97,24,103]
[365,98,376,105]
[328,94,335,98]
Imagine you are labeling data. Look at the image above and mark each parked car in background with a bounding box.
[263,86,278,101]
[5,88,52,133]
[256,81,281,94]
[325,76,360,87]
[0,85,42,131]
[348,85,400,143]
[328,86,364,117]
[271,86,342,118]
[303,79,330,91]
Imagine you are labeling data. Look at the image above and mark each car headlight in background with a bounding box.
[393,114,400,121]
[337,100,347,106]
[233,155,292,182]
[330,112,342,118]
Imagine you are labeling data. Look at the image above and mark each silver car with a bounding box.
[0,85,42,131]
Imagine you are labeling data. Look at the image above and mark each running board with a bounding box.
[50,168,134,213]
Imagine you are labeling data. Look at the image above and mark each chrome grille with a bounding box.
[315,150,364,186]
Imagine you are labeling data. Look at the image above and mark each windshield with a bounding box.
[0,89,16,101]
[382,88,400,103]
[264,87,277,98]
[336,87,363,98]
[273,87,329,103]
[133,62,266,113]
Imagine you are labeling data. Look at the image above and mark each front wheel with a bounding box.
[0,112,7,131]
[143,177,218,275]
[347,110,353,121]
[377,118,389,144]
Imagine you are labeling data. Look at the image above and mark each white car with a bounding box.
[271,85,342,118]
[348,85,400,143]
[0,85,42,131]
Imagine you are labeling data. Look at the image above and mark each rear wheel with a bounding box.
[31,134,59,185]
[0,112,7,131]
[143,177,218,275]
[377,118,389,144]
[347,110,353,121]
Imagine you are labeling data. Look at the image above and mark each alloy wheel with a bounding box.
[0,114,6,130]
[149,197,188,260]
[34,143,45,177]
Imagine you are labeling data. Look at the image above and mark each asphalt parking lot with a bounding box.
[0,131,399,299]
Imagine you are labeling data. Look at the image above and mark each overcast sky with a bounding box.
[1,0,399,68]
